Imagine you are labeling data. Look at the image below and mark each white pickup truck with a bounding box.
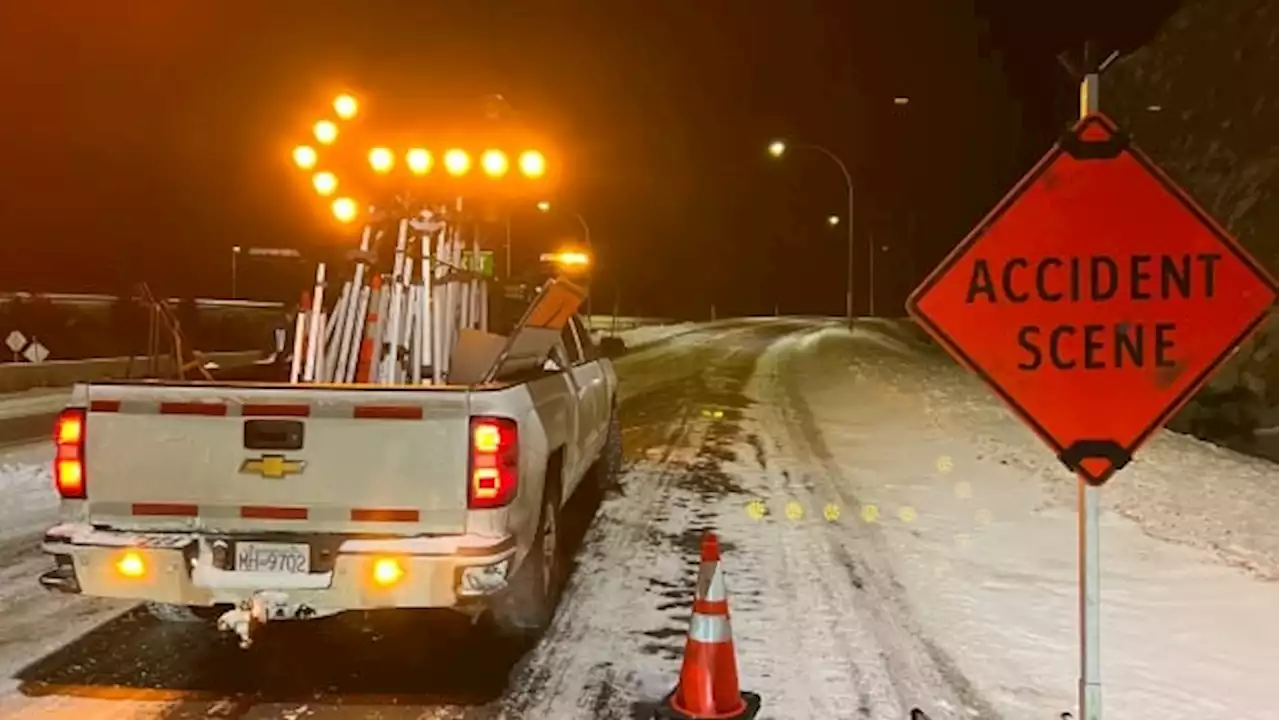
[39,314,626,647]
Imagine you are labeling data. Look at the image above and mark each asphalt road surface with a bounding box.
[0,319,982,720]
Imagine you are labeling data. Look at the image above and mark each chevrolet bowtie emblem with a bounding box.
[239,454,306,479]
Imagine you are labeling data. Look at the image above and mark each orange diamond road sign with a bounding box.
[907,114,1277,485]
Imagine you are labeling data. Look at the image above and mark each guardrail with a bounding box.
[0,292,285,311]
[583,316,674,332]
[0,350,265,394]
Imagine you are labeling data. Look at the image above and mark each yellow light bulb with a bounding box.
[333,94,358,120]
[518,150,546,178]
[292,145,318,170]
[443,149,470,176]
[332,197,358,223]
[368,147,394,174]
[313,120,338,145]
[312,171,338,196]
[481,149,508,178]
[406,148,432,175]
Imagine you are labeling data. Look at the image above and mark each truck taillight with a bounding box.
[468,416,518,509]
[54,408,87,499]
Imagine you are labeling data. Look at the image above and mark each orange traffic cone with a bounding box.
[655,532,761,720]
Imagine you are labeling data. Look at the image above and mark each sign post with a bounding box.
[1075,70,1102,720]
[907,67,1277,720]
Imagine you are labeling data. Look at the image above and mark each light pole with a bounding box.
[768,140,861,325]
[537,201,594,328]
[231,245,241,299]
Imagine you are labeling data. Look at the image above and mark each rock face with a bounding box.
[1104,0,1277,459]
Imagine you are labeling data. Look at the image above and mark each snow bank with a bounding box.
[780,323,1278,720]
[0,442,56,546]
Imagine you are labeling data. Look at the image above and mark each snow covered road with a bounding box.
[0,318,1273,719]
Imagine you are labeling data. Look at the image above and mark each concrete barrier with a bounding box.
[0,350,265,394]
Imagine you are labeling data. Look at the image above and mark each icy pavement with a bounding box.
[0,442,57,546]
[0,441,135,702]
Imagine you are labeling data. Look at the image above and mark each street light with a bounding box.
[231,245,241,298]
[535,200,551,212]
[827,214,840,227]
[767,138,861,325]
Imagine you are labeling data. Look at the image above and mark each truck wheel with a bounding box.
[588,409,623,493]
[144,602,220,623]
[490,477,564,637]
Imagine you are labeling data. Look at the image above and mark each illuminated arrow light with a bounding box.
[333,93,358,120]
[443,149,471,177]
[368,147,394,174]
[406,148,432,175]
[292,145,318,170]
[481,149,509,178]
[312,171,338,196]
[331,197,358,223]
[313,120,338,145]
[518,150,546,179]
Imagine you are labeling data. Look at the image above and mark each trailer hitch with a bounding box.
[216,591,295,649]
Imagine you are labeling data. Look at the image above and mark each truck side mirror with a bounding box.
[599,336,627,359]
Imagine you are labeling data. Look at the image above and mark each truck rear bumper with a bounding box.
[40,523,517,613]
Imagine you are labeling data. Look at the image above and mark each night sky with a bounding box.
[0,1,1180,319]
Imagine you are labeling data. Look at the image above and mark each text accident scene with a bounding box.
[0,1,1277,720]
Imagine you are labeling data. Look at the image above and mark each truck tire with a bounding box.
[489,472,564,637]
[144,602,221,623]
[588,409,623,493]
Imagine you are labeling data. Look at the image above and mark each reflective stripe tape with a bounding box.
[688,612,733,643]
[696,561,727,602]
[159,402,227,416]
[350,508,420,522]
[352,405,423,420]
[132,502,198,517]
[242,403,310,417]
[240,506,308,520]
[86,399,427,419]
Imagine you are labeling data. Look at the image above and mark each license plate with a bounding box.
[234,542,311,574]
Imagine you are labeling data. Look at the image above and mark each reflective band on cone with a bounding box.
[655,531,761,720]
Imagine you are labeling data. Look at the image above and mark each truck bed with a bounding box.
[68,381,481,536]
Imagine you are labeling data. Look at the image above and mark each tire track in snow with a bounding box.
[751,323,1000,719]
[500,322,798,719]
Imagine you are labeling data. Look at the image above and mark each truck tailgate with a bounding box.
[77,383,473,534]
